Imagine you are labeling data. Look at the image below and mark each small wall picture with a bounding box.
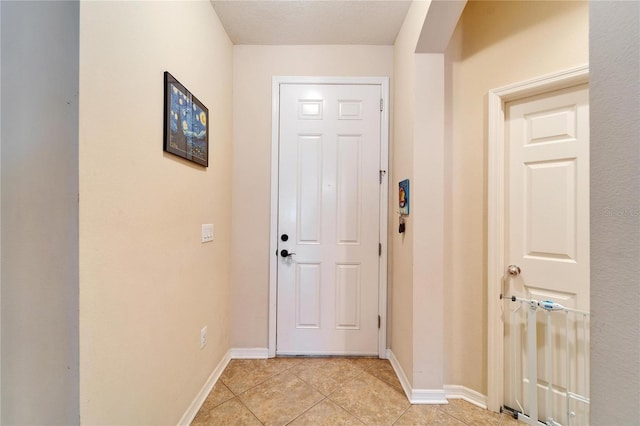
[399,179,410,215]
[163,71,209,167]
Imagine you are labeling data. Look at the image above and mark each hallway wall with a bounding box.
[590,1,640,422]
[231,45,393,350]
[443,0,589,395]
[1,1,80,423]
[79,2,233,423]
[389,0,431,388]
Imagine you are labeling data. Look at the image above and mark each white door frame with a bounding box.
[486,65,589,412]
[269,76,390,358]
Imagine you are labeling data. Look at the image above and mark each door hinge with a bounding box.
[379,170,386,184]
[379,243,382,256]
[380,99,384,112]
[378,315,381,329]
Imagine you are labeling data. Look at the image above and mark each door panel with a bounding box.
[335,264,361,329]
[503,84,589,424]
[336,135,362,244]
[296,263,321,328]
[297,135,322,243]
[277,84,381,355]
[525,159,576,259]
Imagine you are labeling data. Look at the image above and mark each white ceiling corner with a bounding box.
[210,0,412,45]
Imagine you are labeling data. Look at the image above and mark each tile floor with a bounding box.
[191,357,519,425]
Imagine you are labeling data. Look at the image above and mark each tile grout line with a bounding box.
[233,369,294,425]
[306,365,375,425]
[285,360,372,425]
[230,360,332,426]
[219,360,301,425]
[221,360,292,397]
[282,365,328,425]
[322,373,366,424]
[445,409,469,425]
[436,404,471,425]
[390,403,412,425]
[234,395,266,426]
[282,395,328,425]
[325,369,408,426]
[436,402,500,426]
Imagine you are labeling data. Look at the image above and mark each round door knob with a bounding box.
[508,264,521,276]
[280,249,295,257]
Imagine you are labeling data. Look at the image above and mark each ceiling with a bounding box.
[210,0,413,45]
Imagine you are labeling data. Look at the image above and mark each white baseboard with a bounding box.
[386,349,413,398]
[387,350,448,404]
[410,388,449,404]
[387,349,411,398]
[177,349,232,426]
[444,385,487,409]
[230,347,269,359]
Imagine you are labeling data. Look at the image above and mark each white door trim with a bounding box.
[269,76,390,358]
[486,65,589,412]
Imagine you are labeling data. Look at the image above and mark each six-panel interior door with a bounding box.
[503,84,590,424]
[276,84,381,355]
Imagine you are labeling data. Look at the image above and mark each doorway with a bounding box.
[487,66,590,415]
[268,77,389,358]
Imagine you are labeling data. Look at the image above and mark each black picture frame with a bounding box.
[163,71,209,167]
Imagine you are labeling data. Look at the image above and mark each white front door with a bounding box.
[503,84,590,424]
[276,83,382,356]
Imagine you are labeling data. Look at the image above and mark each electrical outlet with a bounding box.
[200,326,207,349]
[201,224,214,243]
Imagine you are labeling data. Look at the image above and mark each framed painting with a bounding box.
[399,179,410,215]
[163,71,209,167]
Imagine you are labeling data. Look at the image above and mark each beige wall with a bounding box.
[79,1,233,423]
[231,45,394,349]
[443,0,589,394]
[390,0,432,388]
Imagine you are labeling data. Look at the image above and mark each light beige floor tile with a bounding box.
[365,360,403,394]
[198,382,234,413]
[329,372,410,425]
[498,412,521,425]
[220,358,296,394]
[292,357,366,395]
[191,408,210,425]
[193,358,507,426]
[438,399,502,425]
[191,397,261,426]
[346,357,388,372]
[271,356,310,370]
[290,399,365,425]
[239,371,324,426]
[394,405,465,425]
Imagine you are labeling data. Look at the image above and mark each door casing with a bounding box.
[486,65,589,412]
[269,76,390,358]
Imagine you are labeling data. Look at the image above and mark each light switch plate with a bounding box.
[200,326,207,349]
[201,224,214,243]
